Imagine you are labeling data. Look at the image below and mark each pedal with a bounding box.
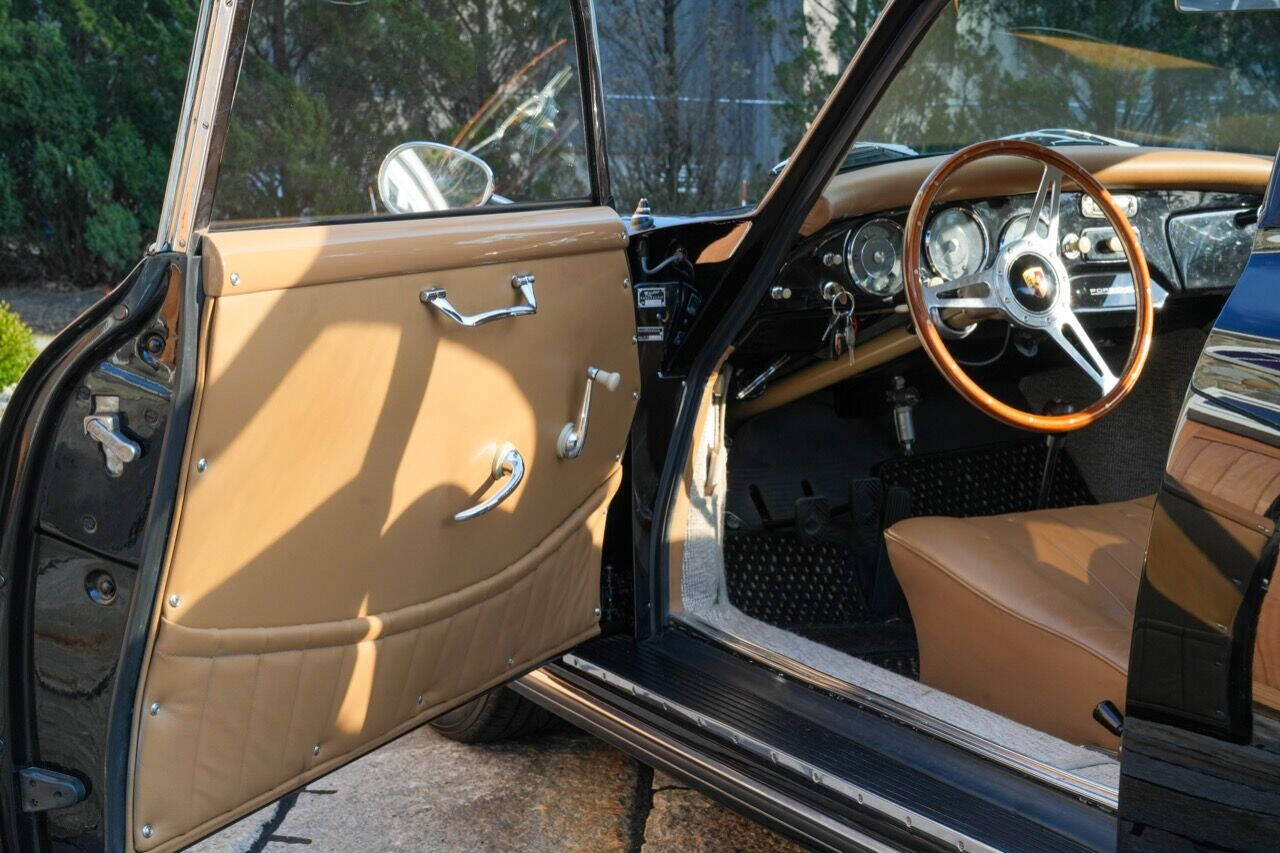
[794,495,831,544]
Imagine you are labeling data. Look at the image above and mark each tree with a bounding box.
[0,0,196,284]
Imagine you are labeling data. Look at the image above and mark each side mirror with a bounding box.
[377,142,495,214]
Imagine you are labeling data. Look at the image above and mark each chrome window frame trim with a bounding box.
[155,0,615,245]
[674,612,1121,812]
[154,0,245,254]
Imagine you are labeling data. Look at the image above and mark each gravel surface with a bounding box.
[0,285,103,335]
[192,722,808,852]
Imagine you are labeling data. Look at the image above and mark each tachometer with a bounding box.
[1000,213,1051,248]
[845,218,904,297]
[925,207,988,281]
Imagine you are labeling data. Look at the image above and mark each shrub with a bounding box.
[0,301,37,388]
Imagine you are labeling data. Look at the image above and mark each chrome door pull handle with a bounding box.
[453,445,525,522]
[421,274,537,327]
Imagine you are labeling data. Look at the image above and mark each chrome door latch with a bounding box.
[83,396,141,477]
[557,366,621,459]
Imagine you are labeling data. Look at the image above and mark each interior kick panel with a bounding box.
[127,208,638,851]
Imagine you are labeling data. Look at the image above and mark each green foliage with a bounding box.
[0,0,195,284]
[0,300,37,388]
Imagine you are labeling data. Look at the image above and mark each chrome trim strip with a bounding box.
[558,654,998,853]
[517,668,895,853]
[156,0,241,253]
[154,0,214,250]
[675,613,1120,812]
[571,0,612,206]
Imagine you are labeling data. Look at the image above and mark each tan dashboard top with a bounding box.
[801,145,1272,237]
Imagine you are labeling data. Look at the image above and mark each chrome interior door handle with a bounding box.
[421,274,537,327]
[453,445,525,522]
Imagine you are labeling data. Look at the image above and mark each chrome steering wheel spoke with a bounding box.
[1047,307,1119,393]
[1023,165,1063,246]
[920,267,1002,314]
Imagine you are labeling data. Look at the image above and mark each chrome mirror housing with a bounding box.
[377,141,495,214]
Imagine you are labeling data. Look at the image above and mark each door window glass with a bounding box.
[210,0,591,226]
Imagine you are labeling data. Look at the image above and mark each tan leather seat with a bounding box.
[885,496,1156,748]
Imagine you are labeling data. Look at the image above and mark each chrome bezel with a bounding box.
[844,217,905,298]
[998,211,1052,250]
[924,205,989,282]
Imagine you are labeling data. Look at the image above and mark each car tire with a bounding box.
[429,686,556,743]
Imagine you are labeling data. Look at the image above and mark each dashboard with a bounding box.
[741,187,1260,360]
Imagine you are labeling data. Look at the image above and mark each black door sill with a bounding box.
[562,629,1115,852]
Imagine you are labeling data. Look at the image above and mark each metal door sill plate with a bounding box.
[675,612,1119,812]
[563,652,997,853]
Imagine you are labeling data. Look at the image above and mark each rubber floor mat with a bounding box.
[724,533,862,626]
[723,530,921,676]
[876,440,1094,518]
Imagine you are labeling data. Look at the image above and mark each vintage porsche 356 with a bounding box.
[3,0,1280,850]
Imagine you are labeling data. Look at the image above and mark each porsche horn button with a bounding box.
[1022,265,1050,298]
[1007,254,1058,313]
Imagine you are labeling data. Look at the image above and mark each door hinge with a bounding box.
[16,766,86,812]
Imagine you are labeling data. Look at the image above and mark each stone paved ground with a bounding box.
[5,291,808,852]
[191,722,809,852]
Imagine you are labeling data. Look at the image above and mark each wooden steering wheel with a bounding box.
[903,140,1154,433]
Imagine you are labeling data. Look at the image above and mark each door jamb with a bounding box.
[639,0,950,637]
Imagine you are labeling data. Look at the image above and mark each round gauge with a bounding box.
[925,207,988,281]
[845,218,904,297]
[1000,213,1051,248]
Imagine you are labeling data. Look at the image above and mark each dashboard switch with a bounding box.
[1082,226,1135,260]
[1060,233,1091,259]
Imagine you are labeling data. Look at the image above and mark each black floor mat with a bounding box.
[724,529,921,677]
[876,439,1095,518]
[724,532,862,626]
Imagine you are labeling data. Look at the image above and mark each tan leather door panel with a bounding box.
[128,207,637,851]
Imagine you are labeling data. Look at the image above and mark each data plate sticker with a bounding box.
[636,287,667,309]
[635,326,665,342]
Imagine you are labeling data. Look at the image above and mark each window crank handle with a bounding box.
[557,366,622,459]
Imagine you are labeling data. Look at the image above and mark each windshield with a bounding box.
[851,0,1280,167]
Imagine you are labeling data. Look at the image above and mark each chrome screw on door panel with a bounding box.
[557,366,622,459]
[421,273,537,327]
[453,444,525,522]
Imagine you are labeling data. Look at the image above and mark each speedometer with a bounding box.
[845,218,904,298]
[925,207,988,281]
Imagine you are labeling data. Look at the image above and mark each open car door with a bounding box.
[0,1,636,850]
